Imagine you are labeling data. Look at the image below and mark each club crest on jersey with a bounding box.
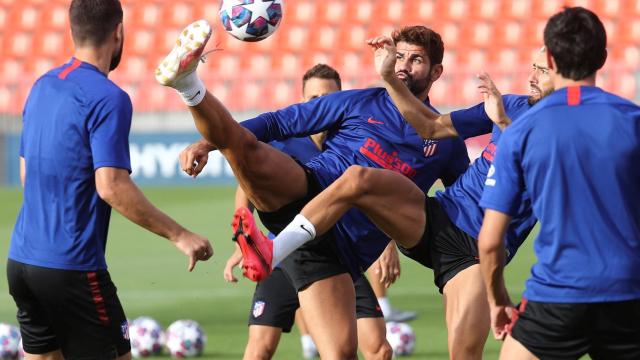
[121,320,129,340]
[253,301,266,318]
[423,140,438,157]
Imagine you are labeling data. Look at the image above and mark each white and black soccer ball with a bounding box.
[385,322,416,357]
[0,323,21,360]
[129,317,165,358]
[165,320,206,358]
[219,0,283,42]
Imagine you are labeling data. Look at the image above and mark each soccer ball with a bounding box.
[385,322,416,357]
[0,323,21,359]
[129,317,165,358]
[165,320,206,358]
[219,0,283,42]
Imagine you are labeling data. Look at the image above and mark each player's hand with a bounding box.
[224,245,244,283]
[179,139,217,178]
[366,36,397,82]
[373,240,401,288]
[489,303,517,341]
[478,72,511,129]
[173,230,213,272]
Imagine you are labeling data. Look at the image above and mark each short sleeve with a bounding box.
[450,102,494,139]
[480,127,525,216]
[89,90,133,172]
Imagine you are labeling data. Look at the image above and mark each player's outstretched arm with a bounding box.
[366,36,458,140]
[95,167,213,271]
[478,209,515,341]
[477,73,512,130]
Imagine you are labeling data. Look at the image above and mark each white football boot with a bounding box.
[155,19,212,89]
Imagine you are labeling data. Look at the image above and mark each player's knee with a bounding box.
[362,341,393,360]
[243,338,278,360]
[342,166,374,197]
[447,326,485,360]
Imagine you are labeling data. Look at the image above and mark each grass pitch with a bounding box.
[0,186,537,359]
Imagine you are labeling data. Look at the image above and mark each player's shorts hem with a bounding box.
[247,321,294,333]
[22,343,61,355]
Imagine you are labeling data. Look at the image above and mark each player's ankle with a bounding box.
[176,72,205,106]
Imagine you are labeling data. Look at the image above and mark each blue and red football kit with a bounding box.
[481,86,640,302]
[10,58,132,271]
[243,88,470,276]
[440,95,537,262]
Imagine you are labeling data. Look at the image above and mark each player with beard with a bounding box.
[161,23,469,359]
[6,1,213,358]
[235,42,554,359]
[219,64,391,360]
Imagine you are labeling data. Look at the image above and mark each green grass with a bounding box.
[0,186,538,359]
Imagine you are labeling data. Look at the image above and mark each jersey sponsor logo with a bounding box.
[253,301,266,318]
[485,165,496,186]
[482,142,497,162]
[367,117,385,125]
[360,138,416,178]
[121,320,130,340]
[423,139,438,157]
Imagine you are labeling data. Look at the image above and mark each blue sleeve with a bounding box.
[449,102,493,140]
[479,127,524,216]
[440,137,470,186]
[89,91,132,172]
[240,91,351,142]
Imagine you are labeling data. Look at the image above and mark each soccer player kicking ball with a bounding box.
[159,22,469,359]
[7,1,212,359]
[220,64,391,360]
[479,6,640,360]
[224,37,556,359]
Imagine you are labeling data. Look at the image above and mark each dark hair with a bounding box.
[544,7,607,80]
[392,26,444,66]
[69,0,123,46]
[302,64,342,91]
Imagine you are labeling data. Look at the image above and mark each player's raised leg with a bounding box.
[156,20,306,212]
[254,166,426,275]
[302,166,426,248]
[442,265,490,360]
